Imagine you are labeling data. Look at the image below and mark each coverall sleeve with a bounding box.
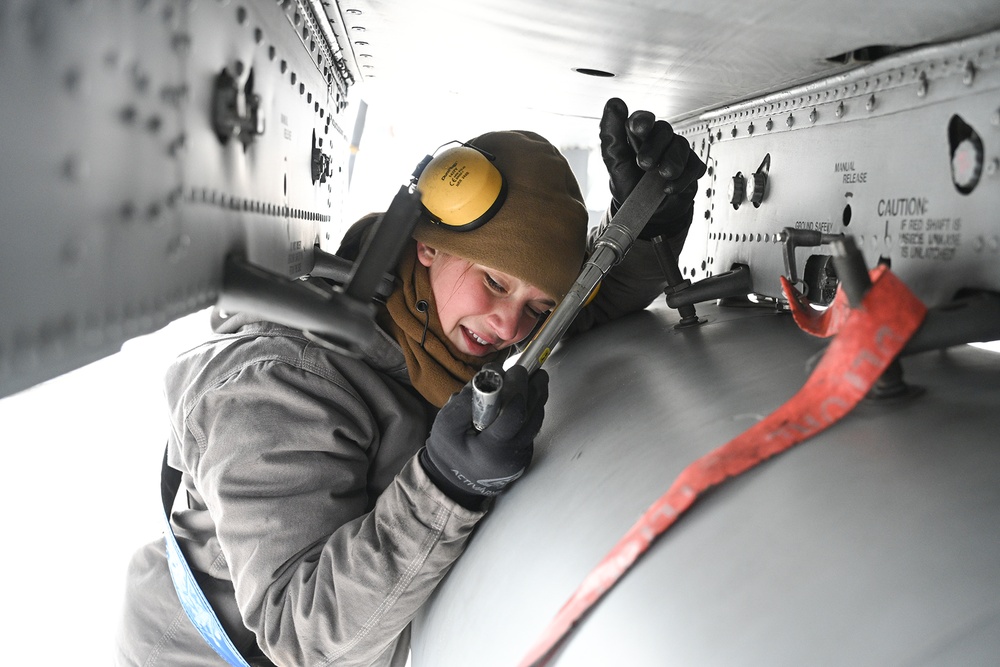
[566,216,680,334]
[181,356,482,666]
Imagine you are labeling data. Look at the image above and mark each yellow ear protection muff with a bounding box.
[410,143,508,231]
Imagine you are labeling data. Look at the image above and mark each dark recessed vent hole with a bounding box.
[573,68,615,78]
[826,45,905,65]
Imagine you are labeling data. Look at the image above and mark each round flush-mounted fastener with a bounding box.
[62,155,89,183]
[120,105,138,125]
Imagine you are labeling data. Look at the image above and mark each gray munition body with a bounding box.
[413,300,1000,665]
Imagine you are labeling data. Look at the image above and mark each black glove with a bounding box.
[420,365,549,509]
[600,97,707,241]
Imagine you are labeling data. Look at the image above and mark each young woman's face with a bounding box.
[417,242,557,357]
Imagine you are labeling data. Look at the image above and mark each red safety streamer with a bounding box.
[517,268,926,667]
[780,265,889,338]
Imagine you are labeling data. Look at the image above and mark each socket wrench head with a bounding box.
[472,368,504,431]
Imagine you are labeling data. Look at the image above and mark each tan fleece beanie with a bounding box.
[412,131,589,302]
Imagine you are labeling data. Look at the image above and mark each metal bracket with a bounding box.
[211,66,265,147]
[311,130,332,184]
[215,188,423,355]
[217,255,375,356]
[777,226,844,297]
[653,234,754,324]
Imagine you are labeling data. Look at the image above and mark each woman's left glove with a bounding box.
[600,97,707,240]
[420,365,548,509]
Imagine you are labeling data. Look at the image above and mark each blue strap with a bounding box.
[161,450,252,667]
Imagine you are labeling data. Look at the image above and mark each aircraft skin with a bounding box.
[2,0,1000,664]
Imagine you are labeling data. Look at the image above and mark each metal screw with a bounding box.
[809,108,817,123]
[747,122,754,135]
[63,67,82,94]
[963,61,976,86]
[917,72,928,97]
[61,239,87,267]
[986,158,999,177]
[120,105,138,125]
[120,201,136,223]
[835,101,844,118]
[171,32,192,55]
[160,84,189,107]
[765,118,773,131]
[866,95,876,111]
[786,114,794,128]
[168,133,187,157]
[168,235,191,261]
[62,155,89,182]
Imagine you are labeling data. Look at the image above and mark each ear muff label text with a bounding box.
[440,161,470,187]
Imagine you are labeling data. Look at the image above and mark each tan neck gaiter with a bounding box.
[379,244,498,407]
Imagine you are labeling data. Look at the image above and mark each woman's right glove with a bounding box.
[420,365,549,510]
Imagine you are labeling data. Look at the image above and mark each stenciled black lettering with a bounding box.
[878,197,928,217]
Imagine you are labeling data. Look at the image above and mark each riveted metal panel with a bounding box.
[674,32,1000,308]
[0,0,356,398]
